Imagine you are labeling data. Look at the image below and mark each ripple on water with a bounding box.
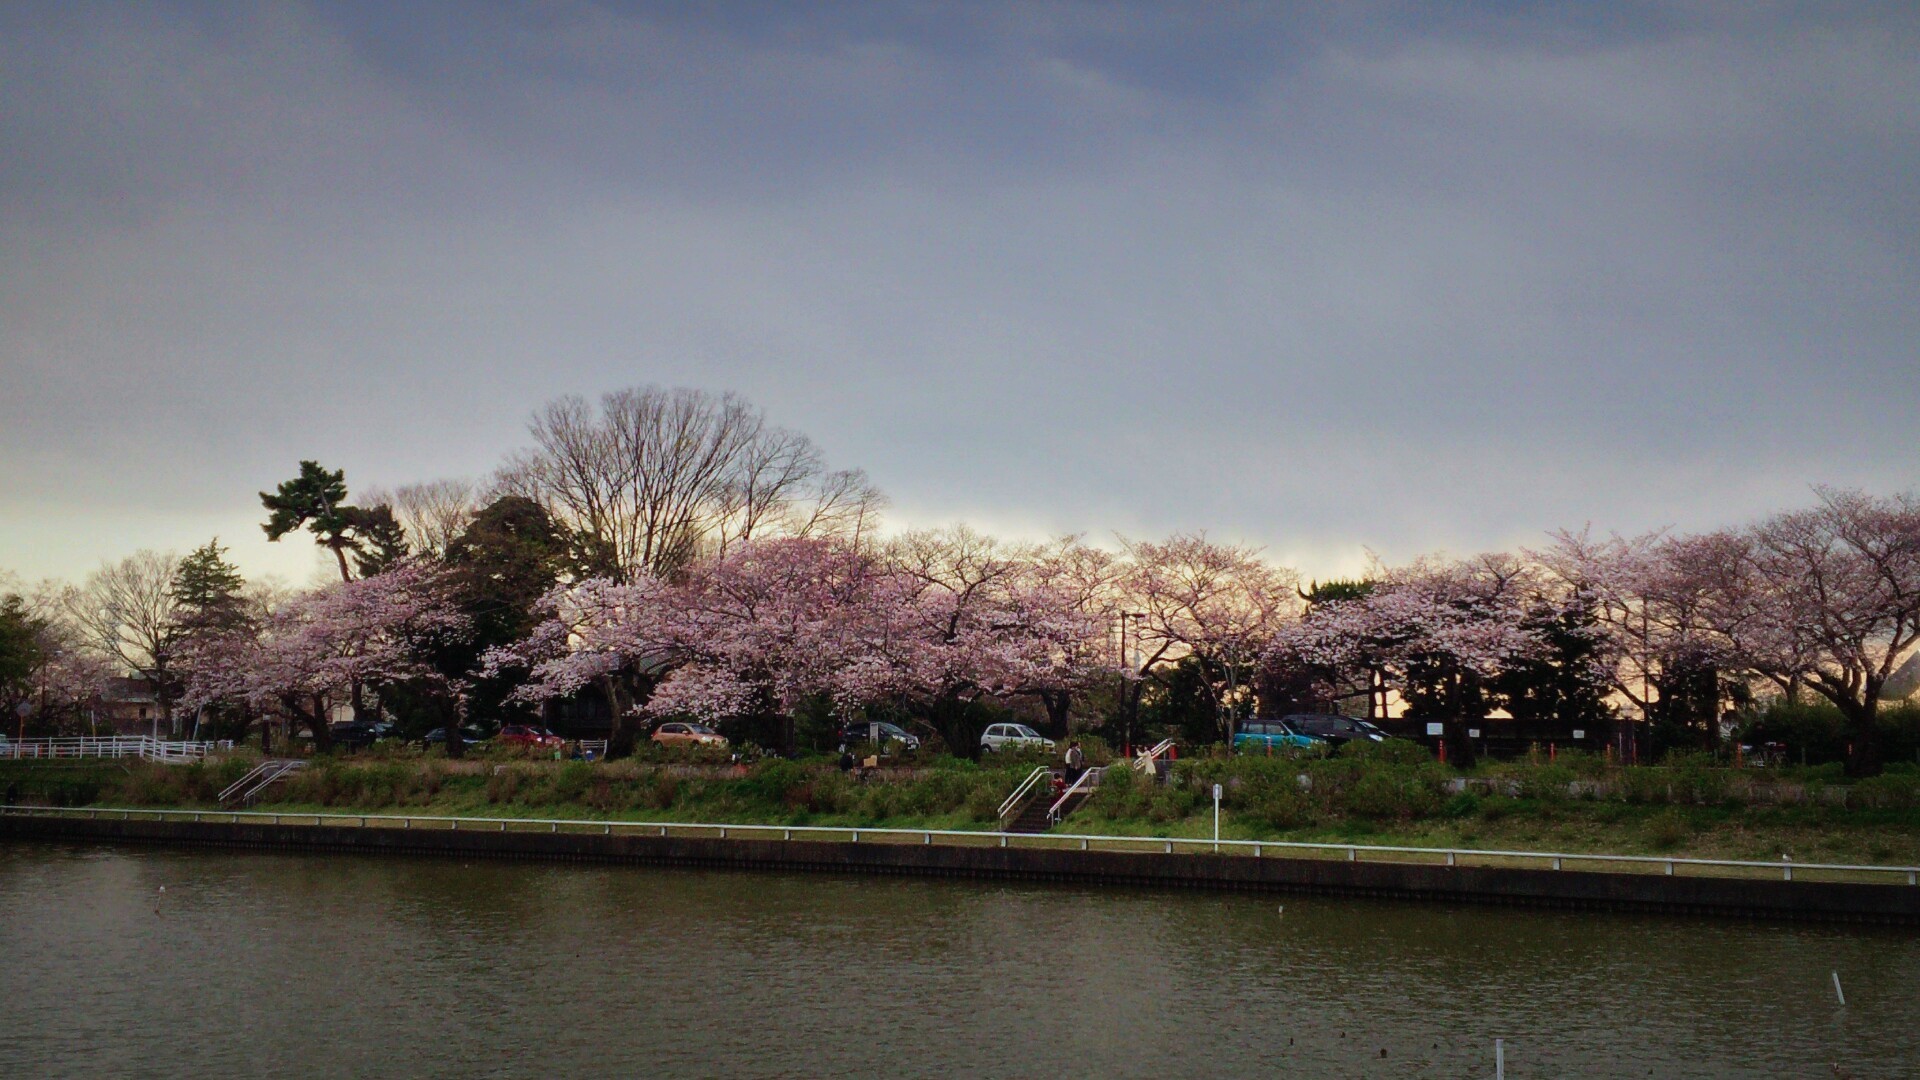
[1,843,1916,1078]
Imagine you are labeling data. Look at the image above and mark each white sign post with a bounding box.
[1212,783,1223,850]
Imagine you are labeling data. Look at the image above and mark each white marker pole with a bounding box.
[1212,783,1222,850]
[1833,971,1846,1006]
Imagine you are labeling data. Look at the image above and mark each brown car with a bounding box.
[650,722,728,748]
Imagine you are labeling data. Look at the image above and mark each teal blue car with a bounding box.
[1232,718,1322,753]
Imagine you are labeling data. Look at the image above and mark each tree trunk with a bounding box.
[154,676,177,738]
[601,675,635,757]
[307,694,332,752]
[444,695,464,759]
[1842,701,1884,778]
[1039,690,1072,737]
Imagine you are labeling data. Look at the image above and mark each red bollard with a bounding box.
[1438,740,1447,765]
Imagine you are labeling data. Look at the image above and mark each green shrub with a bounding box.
[1341,766,1446,820]
[1339,738,1436,767]
[1850,772,1920,810]
[545,761,593,804]
[484,766,528,804]
[1645,808,1691,850]
[1513,764,1576,802]
[740,759,808,808]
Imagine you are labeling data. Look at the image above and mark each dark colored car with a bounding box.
[1284,714,1388,746]
[838,720,921,752]
[422,726,489,749]
[324,721,396,750]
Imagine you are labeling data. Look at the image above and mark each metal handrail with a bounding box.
[1047,766,1103,825]
[1132,739,1174,773]
[996,766,1052,824]
[217,762,279,804]
[9,804,1918,885]
[218,760,304,805]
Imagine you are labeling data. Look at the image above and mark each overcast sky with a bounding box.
[3,1,1916,588]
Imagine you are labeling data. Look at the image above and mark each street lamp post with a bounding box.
[1122,612,1145,753]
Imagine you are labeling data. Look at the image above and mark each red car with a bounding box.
[496,724,566,750]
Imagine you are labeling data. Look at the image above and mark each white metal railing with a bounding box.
[218,760,306,805]
[9,805,1917,887]
[997,766,1053,826]
[1047,766,1103,826]
[579,740,610,758]
[0,737,233,764]
[1133,739,1175,773]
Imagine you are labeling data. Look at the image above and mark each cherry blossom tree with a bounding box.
[880,526,1044,749]
[1686,490,1920,776]
[496,538,904,751]
[2,582,113,736]
[496,530,1112,754]
[1537,528,1732,751]
[1120,534,1300,745]
[1002,537,1127,732]
[1268,553,1548,726]
[184,561,468,750]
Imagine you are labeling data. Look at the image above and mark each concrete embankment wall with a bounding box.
[5,814,1917,924]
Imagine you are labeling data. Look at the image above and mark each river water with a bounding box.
[2,842,1915,1078]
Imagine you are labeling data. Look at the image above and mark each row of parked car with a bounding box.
[321,721,573,751]
[319,711,1385,758]
[1232,714,1389,752]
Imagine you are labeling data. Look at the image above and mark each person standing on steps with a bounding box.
[1063,740,1084,785]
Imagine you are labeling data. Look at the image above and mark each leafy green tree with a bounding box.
[346,504,410,577]
[1300,578,1376,605]
[387,497,573,756]
[1399,651,1492,721]
[169,540,256,742]
[1493,597,1615,729]
[261,461,360,582]
[0,594,46,736]
[170,540,249,634]
[1648,652,1722,753]
[445,497,573,645]
[1139,655,1223,748]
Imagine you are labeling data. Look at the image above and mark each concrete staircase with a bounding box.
[1005,795,1057,834]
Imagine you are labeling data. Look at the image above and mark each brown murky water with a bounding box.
[2,841,1915,1077]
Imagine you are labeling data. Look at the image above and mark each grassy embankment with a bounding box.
[7,743,1920,866]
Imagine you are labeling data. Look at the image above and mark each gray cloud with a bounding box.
[3,1,1916,585]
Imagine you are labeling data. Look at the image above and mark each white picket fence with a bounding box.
[0,736,232,764]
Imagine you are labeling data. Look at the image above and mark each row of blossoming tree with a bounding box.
[4,385,1915,775]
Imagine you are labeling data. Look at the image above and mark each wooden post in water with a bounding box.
[1833,972,1846,1006]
